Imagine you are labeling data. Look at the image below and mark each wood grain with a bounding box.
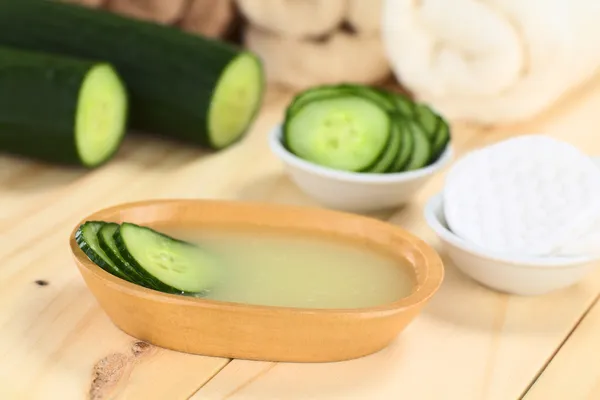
[0,78,599,399]
[523,295,600,400]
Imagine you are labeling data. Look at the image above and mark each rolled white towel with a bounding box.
[382,0,600,123]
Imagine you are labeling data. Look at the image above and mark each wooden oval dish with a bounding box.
[69,200,444,363]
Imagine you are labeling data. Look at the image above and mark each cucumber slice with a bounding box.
[284,96,391,172]
[389,120,414,172]
[366,123,402,173]
[432,115,451,160]
[414,103,439,142]
[340,85,395,111]
[287,84,395,118]
[75,221,130,281]
[114,223,220,294]
[403,121,432,171]
[391,94,415,117]
[287,86,350,117]
[97,223,154,288]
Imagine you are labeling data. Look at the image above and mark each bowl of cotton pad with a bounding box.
[424,135,600,296]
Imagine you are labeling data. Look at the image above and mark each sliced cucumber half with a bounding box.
[285,96,391,172]
[115,223,220,294]
[207,53,264,149]
[75,221,130,281]
[75,63,128,168]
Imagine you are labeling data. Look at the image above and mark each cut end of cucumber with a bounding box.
[207,52,264,149]
[75,63,128,168]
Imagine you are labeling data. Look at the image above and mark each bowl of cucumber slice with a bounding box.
[270,84,453,213]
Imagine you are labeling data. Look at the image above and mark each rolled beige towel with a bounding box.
[235,0,347,39]
[382,0,600,124]
[246,26,391,89]
[180,0,236,38]
[107,0,187,25]
[61,0,106,7]
[347,0,382,36]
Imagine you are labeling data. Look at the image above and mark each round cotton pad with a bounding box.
[443,135,600,257]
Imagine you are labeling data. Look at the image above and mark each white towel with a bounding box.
[382,0,600,123]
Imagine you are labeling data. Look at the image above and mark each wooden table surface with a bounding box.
[1,79,600,400]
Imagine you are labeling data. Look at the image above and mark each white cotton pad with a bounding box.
[443,135,600,257]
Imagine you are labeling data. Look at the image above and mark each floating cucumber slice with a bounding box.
[97,222,157,288]
[114,223,220,294]
[75,221,130,281]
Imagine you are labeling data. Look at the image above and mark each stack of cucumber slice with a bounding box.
[283,84,451,173]
[76,221,220,296]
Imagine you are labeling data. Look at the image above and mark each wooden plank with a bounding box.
[523,296,600,400]
[191,78,600,400]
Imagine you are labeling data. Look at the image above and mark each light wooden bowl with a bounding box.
[69,200,444,363]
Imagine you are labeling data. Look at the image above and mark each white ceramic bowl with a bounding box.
[424,193,599,296]
[269,124,454,213]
